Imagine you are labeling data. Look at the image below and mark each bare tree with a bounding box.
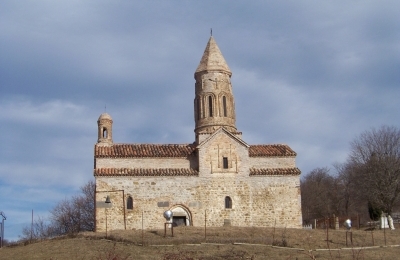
[301,167,338,222]
[50,198,79,235]
[21,216,53,240]
[75,181,95,232]
[334,161,363,216]
[50,180,95,235]
[20,180,95,241]
[349,125,400,215]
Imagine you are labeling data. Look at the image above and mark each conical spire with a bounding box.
[195,36,231,75]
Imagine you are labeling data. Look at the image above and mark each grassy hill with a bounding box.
[1,226,400,259]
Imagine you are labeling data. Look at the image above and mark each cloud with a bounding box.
[0,98,95,188]
[0,98,87,126]
[1,0,400,240]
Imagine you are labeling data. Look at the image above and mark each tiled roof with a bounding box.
[95,144,196,158]
[249,167,301,176]
[95,167,299,177]
[94,168,199,177]
[95,143,296,158]
[249,144,296,157]
[197,131,243,135]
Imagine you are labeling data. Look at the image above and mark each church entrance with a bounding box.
[170,205,192,227]
[172,216,186,226]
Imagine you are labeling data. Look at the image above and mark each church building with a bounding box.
[94,37,302,232]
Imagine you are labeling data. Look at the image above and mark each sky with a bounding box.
[1,1,400,241]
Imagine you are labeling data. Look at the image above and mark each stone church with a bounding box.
[94,36,302,232]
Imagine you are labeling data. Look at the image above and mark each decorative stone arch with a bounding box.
[208,95,213,117]
[218,92,232,118]
[203,93,216,117]
[169,204,192,227]
[222,96,227,117]
[194,95,203,120]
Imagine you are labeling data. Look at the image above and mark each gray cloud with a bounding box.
[1,0,400,240]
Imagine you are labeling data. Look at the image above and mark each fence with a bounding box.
[302,224,312,229]
[314,215,360,230]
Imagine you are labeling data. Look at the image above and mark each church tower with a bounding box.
[194,36,238,144]
[97,112,113,146]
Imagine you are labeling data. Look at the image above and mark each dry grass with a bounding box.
[1,226,400,259]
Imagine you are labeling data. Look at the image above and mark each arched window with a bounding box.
[222,96,227,117]
[225,196,232,209]
[127,196,133,210]
[102,128,108,138]
[208,96,213,117]
[197,98,201,120]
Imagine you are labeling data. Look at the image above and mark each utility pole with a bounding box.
[0,211,6,248]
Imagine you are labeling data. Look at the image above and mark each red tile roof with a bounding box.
[249,144,296,157]
[95,144,196,158]
[250,167,301,176]
[95,143,296,158]
[94,168,199,177]
[95,167,300,177]
[197,131,243,135]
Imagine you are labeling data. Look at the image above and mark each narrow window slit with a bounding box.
[223,157,228,169]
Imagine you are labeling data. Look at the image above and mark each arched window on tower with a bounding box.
[222,96,227,117]
[208,96,213,117]
[102,128,108,138]
[127,196,133,210]
[197,98,201,120]
[225,196,232,209]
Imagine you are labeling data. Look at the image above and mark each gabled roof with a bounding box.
[95,144,196,158]
[195,36,231,75]
[94,168,198,177]
[249,144,296,157]
[196,127,249,149]
[250,167,301,176]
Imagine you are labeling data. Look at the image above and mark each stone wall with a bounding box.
[95,174,302,232]
[249,157,296,168]
[96,157,195,169]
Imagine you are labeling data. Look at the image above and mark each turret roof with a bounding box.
[195,36,231,75]
[98,112,112,121]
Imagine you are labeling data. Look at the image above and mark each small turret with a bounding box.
[97,113,113,146]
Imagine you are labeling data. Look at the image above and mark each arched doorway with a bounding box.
[170,205,192,227]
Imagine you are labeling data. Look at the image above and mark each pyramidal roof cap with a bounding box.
[195,36,231,75]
